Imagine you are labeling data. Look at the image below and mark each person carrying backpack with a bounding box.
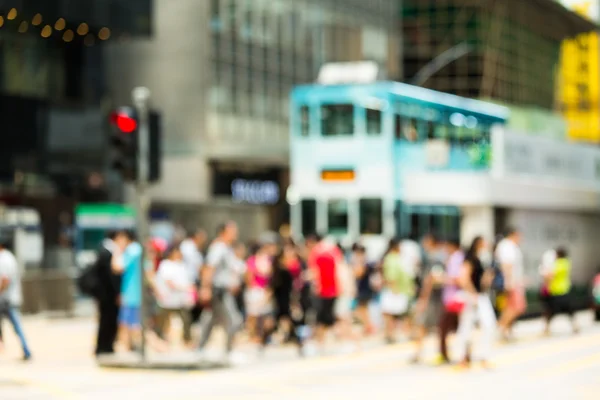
[80,231,121,357]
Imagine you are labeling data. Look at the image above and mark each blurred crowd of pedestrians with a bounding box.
[77,222,596,368]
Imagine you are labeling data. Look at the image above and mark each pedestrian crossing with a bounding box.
[1,319,599,400]
[221,328,600,397]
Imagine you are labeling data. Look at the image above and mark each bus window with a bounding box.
[300,199,317,236]
[366,108,382,136]
[427,120,435,140]
[321,104,354,137]
[405,118,419,142]
[359,198,382,234]
[479,124,491,144]
[435,124,449,139]
[327,199,348,235]
[300,106,310,137]
[408,213,420,239]
[394,114,403,139]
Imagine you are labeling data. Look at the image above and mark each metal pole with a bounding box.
[132,87,151,361]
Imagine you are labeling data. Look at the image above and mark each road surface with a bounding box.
[0,311,598,399]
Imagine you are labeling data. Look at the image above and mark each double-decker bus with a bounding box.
[288,81,509,258]
[288,79,600,309]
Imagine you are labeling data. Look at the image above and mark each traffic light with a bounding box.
[148,111,162,183]
[109,106,138,182]
[108,107,162,183]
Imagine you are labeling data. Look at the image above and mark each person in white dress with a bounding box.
[154,246,195,347]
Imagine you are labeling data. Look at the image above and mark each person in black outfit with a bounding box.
[351,244,375,335]
[454,236,496,368]
[95,232,122,356]
[263,241,310,355]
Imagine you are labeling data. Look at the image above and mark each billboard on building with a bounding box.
[558,0,600,143]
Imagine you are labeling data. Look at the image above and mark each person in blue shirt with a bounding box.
[112,230,143,351]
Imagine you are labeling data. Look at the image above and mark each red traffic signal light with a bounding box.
[110,110,137,133]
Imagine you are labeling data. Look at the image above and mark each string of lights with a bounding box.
[0,7,112,46]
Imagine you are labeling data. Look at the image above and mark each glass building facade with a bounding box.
[402,0,595,109]
[208,0,399,139]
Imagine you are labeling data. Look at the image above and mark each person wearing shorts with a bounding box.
[307,234,343,351]
[412,233,446,363]
[542,248,578,335]
[112,231,143,351]
[381,238,415,344]
[245,242,275,342]
[496,228,526,341]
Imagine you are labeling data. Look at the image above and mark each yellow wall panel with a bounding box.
[558,1,600,143]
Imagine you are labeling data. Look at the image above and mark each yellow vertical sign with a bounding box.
[559,1,600,143]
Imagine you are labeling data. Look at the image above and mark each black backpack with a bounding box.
[77,261,101,298]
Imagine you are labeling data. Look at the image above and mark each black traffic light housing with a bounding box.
[109,107,161,183]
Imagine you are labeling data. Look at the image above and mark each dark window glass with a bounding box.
[211,0,221,31]
[395,114,403,139]
[301,199,317,236]
[327,199,348,235]
[405,118,419,142]
[300,106,310,137]
[435,123,449,139]
[410,213,420,239]
[366,108,382,135]
[359,199,382,234]
[427,121,435,140]
[321,104,354,136]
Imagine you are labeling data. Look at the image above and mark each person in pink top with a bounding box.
[244,240,276,342]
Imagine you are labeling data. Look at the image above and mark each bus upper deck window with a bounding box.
[327,199,348,235]
[300,106,310,137]
[405,118,419,142]
[321,104,354,137]
[427,121,435,140]
[394,114,403,139]
[300,199,317,236]
[359,199,383,235]
[435,124,449,139]
[366,108,382,135]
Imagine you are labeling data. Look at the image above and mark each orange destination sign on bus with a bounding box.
[321,169,355,182]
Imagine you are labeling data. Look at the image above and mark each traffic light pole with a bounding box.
[132,87,151,362]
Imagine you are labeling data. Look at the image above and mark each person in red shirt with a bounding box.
[306,234,343,350]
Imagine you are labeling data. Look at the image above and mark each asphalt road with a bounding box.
[0,311,598,400]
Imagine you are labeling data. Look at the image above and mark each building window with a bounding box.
[300,199,317,236]
[321,104,354,137]
[327,199,348,235]
[366,108,382,135]
[359,198,382,234]
[211,0,222,31]
[300,106,310,136]
[241,8,252,40]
